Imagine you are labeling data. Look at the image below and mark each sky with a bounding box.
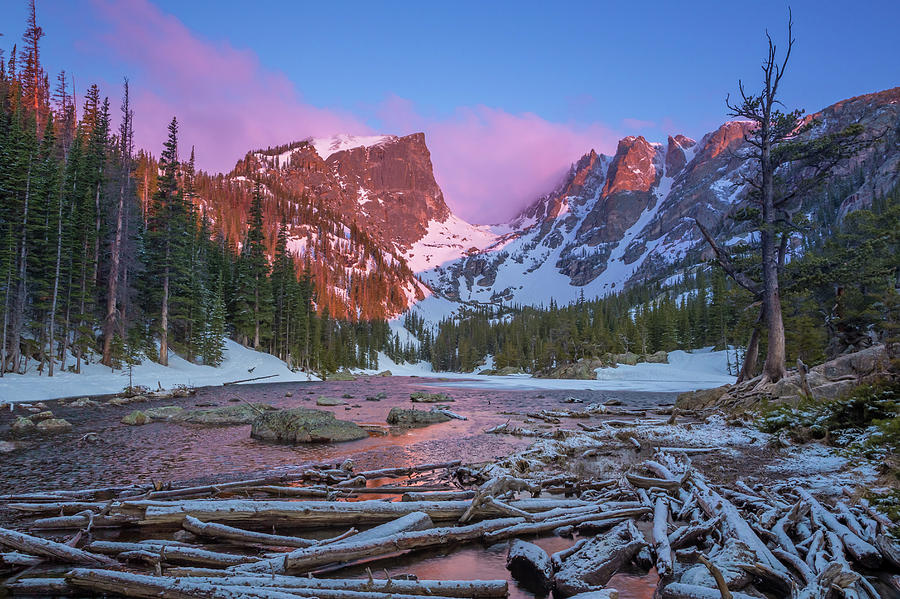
[4,1,899,223]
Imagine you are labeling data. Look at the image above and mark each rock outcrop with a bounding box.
[386,407,451,427]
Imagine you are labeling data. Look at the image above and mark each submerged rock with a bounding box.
[410,391,453,403]
[121,411,151,426]
[172,404,277,425]
[386,407,452,427]
[316,396,346,406]
[144,406,184,421]
[251,408,367,443]
[36,418,73,434]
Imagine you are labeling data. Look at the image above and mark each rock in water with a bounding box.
[11,416,36,434]
[251,408,367,443]
[172,404,276,425]
[554,520,645,597]
[316,396,346,406]
[410,391,453,403]
[121,411,151,426]
[386,407,451,426]
[36,418,73,434]
[144,406,183,421]
[326,370,356,381]
[506,539,553,593]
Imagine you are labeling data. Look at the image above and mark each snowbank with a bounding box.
[361,348,736,393]
[593,347,736,391]
[0,340,318,405]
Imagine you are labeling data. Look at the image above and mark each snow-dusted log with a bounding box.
[163,575,508,598]
[235,516,525,574]
[668,516,720,550]
[484,506,650,543]
[131,497,584,527]
[65,568,312,599]
[357,460,461,479]
[1,551,43,567]
[29,513,138,530]
[653,497,674,578]
[552,539,588,570]
[660,582,757,599]
[87,540,258,568]
[772,548,813,586]
[691,479,790,579]
[771,501,809,556]
[0,527,116,567]
[553,520,645,597]
[796,489,881,568]
[145,474,309,500]
[3,578,72,595]
[625,473,680,492]
[182,516,319,548]
[7,501,107,515]
[506,539,553,593]
[336,512,433,544]
[401,491,475,502]
[876,533,900,569]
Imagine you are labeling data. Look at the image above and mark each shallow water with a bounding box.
[0,376,674,493]
[0,376,676,599]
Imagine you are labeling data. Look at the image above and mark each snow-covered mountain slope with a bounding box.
[416,87,900,311]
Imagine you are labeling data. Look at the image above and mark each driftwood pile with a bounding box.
[1,451,898,599]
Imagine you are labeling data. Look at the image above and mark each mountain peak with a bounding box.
[309,133,397,160]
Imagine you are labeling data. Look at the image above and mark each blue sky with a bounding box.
[4,0,898,222]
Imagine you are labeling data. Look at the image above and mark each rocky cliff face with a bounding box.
[420,87,900,308]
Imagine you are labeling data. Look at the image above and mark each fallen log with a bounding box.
[65,568,310,599]
[87,540,258,567]
[796,488,881,569]
[401,491,475,502]
[1,551,43,567]
[553,519,645,597]
[626,473,680,492]
[653,497,674,578]
[182,515,318,548]
[358,461,461,479]
[3,578,72,595]
[222,374,279,386]
[132,497,586,527]
[506,539,553,594]
[234,516,525,574]
[483,506,650,544]
[28,513,137,530]
[337,512,433,545]
[0,527,116,567]
[7,501,107,515]
[660,582,757,599]
[160,573,508,597]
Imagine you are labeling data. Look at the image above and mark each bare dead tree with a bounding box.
[697,11,869,385]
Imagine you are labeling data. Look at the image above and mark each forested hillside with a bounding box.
[0,4,391,379]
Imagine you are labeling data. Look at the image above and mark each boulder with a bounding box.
[11,417,35,434]
[612,352,639,366]
[811,344,887,380]
[365,392,387,402]
[644,350,668,364]
[0,440,19,453]
[386,407,452,427]
[410,391,453,403]
[121,411,151,426]
[539,358,604,379]
[29,410,54,422]
[675,385,730,411]
[69,398,101,409]
[251,408,368,444]
[172,404,277,425]
[375,370,392,377]
[144,406,184,421]
[36,418,72,434]
[496,366,526,376]
[326,370,356,381]
[506,540,553,593]
[316,396,346,406]
[811,379,857,401]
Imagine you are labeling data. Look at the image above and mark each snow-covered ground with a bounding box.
[0,340,318,405]
[362,346,735,393]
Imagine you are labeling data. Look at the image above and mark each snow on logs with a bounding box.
[1,453,898,599]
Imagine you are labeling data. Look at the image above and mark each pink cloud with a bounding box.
[90,0,369,170]
[88,0,621,224]
[379,97,619,223]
